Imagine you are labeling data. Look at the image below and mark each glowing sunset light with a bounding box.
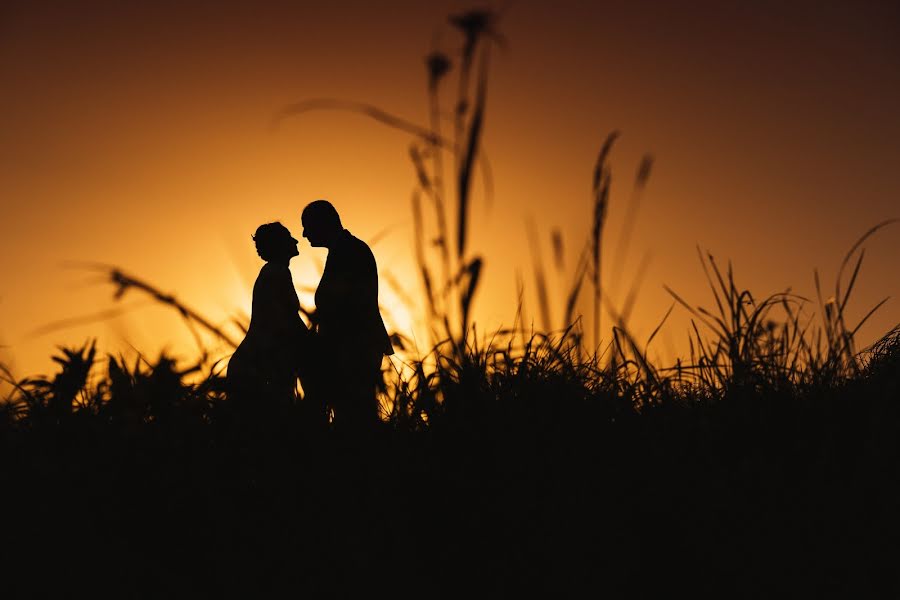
[0,0,898,384]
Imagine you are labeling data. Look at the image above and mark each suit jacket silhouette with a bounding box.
[315,229,393,356]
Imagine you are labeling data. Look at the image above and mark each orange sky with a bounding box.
[1,0,899,381]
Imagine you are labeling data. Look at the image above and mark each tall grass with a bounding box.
[5,5,887,419]
[10,5,890,419]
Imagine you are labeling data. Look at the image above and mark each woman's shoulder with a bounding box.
[258,262,291,277]
[254,263,292,289]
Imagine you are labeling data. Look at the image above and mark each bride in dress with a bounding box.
[227,222,310,405]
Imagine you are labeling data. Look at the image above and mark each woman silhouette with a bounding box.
[227,222,309,405]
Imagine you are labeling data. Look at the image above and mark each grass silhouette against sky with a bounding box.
[0,0,898,381]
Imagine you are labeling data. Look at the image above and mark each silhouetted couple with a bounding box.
[227,200,393,429]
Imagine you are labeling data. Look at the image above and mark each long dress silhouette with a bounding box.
[227,222,309,405]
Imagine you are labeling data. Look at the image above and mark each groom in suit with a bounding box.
[301,200,394,428]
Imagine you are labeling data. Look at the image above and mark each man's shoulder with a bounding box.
[338,230,376,262]
[343,230,371,249]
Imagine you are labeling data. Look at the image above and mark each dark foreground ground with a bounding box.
[2,353,898,599]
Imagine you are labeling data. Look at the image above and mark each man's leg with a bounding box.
[336,350,383,430]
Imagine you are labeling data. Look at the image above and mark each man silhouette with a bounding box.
[301,200,394,428]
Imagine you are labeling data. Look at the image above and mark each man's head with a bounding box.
[301,199,343,248]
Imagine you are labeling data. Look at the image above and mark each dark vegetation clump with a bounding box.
[3,8,899,597]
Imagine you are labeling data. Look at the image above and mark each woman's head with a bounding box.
[252,222,299,263]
